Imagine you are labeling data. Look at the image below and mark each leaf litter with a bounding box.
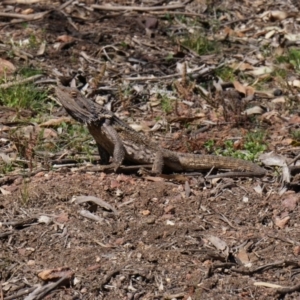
[1,0,300,299]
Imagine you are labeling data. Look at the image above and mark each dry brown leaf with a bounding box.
[243,106,264,115]
[230,62,253,71]
[289,79,300,88]
[42,128,57,139]
[87,264,101,271]
[245,86,255,96]
[281,193,299,211]
[40,117,73,127]
[281,138,293,145]
[0,187,11,195]
[261,10,290,22]
[0,58,16,75]
[55,212,69,223]
[235,248,250,266]
[57,35,74,43]
[246,66,273,76]
[207,235,228,254]
[233,81,246,95]
[38,267,74,281]
[293,246,300,256]
[37,41,46,56]
[22,8,34,14]
[289,115,300,125]
[141,210,151,216]
[274,216,290,229]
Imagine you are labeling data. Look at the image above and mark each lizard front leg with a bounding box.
[97,144,110,165]
[102,119,125,172]
[88,119,125,172]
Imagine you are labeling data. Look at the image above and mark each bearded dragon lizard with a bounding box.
[55,86,266,178]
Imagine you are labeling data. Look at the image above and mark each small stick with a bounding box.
[92,4,185,12]
[0,11,49,21]
[124,66,211,81]
[0,75,43,89]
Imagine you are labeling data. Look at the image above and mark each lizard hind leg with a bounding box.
[152,151,164,174]
[138,151,164,176]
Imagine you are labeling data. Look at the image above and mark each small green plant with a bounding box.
[181,33,219,55]
[271,67,287,79]
[276,49,300,72]
[204,139,215,152]
[164,13,173,21]
[20,180,30,205]
[52,123,95,161]
[28,34,38,49]
[244,131,267,154]
[21,22,28,29]
[0,162,14,175]
[0,83,47,111]
[261,43,272,58]
[161,95,173,114]
[120,41,129,49]
[18,67,43,77]
[215,66,235,81]
[176,15,187,24]
[165,53,174,61]
[205,131,267,161]
[291,130,300,141]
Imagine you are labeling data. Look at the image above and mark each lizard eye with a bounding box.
[70,91,76,97]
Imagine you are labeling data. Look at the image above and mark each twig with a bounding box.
[74,195,118,215]
[3,286,36,300]
[222,16,258,27]
[288,152,300,166]
[123,66,211,81]
[0,75,43,89]
[275,282,300,295]
[152,11,207,18]
[92,4,185,12]
[232,260,299,275]
[0,231,13,238]
[0,168,47,186]
[1,217,38,228]
[3,0,40,3]
[58,0,74,10]
[218,213,238,229]
[79,210,104,222]
[24,276,68,300]
[0,280,3,300]
[98,265,125,290]
[77,164,152,173]
[163,292,185,299]
[0,11,49,21]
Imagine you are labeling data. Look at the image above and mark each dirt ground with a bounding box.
[1,0,300,299]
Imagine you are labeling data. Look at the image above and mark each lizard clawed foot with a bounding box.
[111,163,122,173]
[138,167,159,176]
